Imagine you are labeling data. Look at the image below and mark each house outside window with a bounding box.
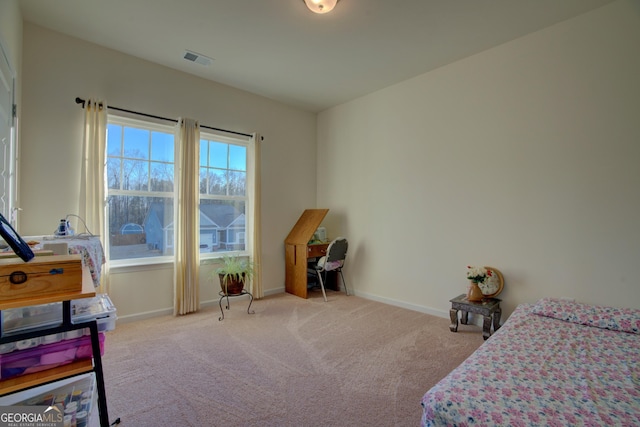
[106,116,252,263]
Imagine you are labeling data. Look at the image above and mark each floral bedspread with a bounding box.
[421,299,640,426]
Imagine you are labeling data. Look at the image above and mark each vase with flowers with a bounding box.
[466,265,492,301]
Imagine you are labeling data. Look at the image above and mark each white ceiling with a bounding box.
[19,0,615,112]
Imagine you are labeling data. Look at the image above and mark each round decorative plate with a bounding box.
[478,266,504,298]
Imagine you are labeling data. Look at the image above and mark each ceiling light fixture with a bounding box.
[302,0,339,14]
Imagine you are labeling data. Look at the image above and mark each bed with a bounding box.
[421,298,640,426]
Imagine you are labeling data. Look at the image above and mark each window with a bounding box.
[106,116,252,263]
[198,134,249,254]
[107,117,175,261]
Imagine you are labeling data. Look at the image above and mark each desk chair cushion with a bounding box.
[316,257,343,272]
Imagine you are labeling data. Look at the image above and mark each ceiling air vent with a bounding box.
[183,50,213,66]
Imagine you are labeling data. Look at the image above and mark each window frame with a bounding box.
[106,115,177,266]
[198,131,253,261]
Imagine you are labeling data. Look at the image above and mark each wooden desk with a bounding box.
[307,242,328,259]
[285,209,329,298]
[285,242,328,298]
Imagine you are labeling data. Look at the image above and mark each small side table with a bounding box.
[449,294,502,340]
[218,290,255,321]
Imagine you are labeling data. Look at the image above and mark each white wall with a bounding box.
[0,0,23,222]
[16,1,640,323]
[0,1,21,101]
[317,0,640,319]
[19,23,318,319]
[0,0,21,113]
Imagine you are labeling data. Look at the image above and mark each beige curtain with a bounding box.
[249,133,263,298]
[79,98,109,292]
[174,118,201,315]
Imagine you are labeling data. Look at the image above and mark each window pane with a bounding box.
[229,145,246,171]
[199,141,207,167]
[199,199,246,253]
[122,159,148,191]
[123,127,149,159]
[208,141,227,169]
[150,161,174,191]
[209,169,227,195]
[200,167,227,195]
[107,124,122,156]
[108,195,174,260]
[151,131,174,162]
[228,170,246,196]
[107,157,122,189]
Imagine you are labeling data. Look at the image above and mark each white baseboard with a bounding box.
[351,289,450,319]
[117,307,173,323]
[265,286,457,321]
[116,287,484,327]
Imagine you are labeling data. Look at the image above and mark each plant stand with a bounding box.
[218,290,255,321]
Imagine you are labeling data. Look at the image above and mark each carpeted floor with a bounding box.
[101,290,485,426]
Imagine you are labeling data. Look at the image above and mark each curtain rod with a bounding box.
[75,97,254,138]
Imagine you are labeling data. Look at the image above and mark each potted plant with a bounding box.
[215,254,256,295]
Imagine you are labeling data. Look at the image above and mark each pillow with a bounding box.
[531,297,640,335]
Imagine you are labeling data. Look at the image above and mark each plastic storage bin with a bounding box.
[0,372,99,426]
[1,294,117,337]
[72,294,117,332]
[0,333,105,380]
